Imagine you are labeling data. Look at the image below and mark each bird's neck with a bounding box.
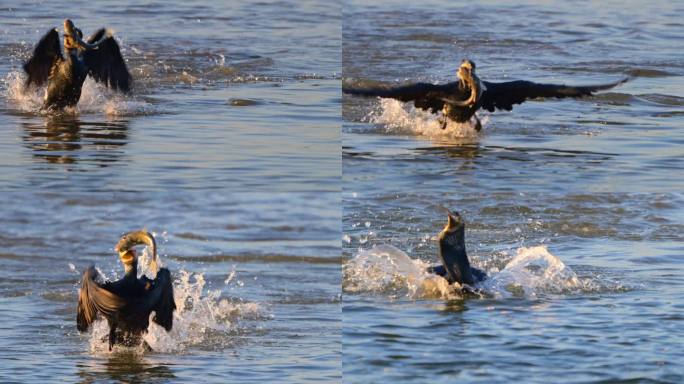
[439,228,469,265]
[460,74,481,106]
[65,48,83,64]
[123,262,138,278]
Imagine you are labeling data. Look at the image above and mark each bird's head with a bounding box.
[442,209,465,232]
[115,230,158,273]
[457,59,476,80]
[63,19,105,51]
[63,19,82,50]
[438,209,466,249]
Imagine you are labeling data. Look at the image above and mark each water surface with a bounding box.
[0,0,341,382]
[0,0,341,191]
[343,1,684,382]
[0,191,341,382]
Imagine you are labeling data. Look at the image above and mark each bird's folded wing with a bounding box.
[151,268,176,331]
[23,28,61,88]
[77,266,126,332]
[83,28,132,93]
[344,81,460,113]
[115,268,176,332]
[480,78,627,112]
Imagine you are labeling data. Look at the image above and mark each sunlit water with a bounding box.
[0,0,341,382]
[343,1,684,382]
[0,191,341,382]
[0,0,340,191]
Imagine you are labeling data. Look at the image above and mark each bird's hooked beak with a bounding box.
[63,19,105,51]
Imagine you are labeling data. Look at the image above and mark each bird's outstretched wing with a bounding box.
[344,81,463,113]
[23,28,62,88]
[82,28,132,93]
[77,266,126,332]
[480,78,627,112]
[150,268,176,331]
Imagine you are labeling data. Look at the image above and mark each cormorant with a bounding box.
[77,231,175,351]
[23,19,131,110]
[427,210,487,287]
[343,59,627,131]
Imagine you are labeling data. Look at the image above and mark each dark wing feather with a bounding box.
[480,78,627,112]
[344,81,461,113]
[83,29,132,92]
[77,266,126,332]
[86,28,106,45]
[23,28,61,88]
[151,268,176,331]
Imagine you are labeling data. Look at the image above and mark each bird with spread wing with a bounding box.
[77,231,175,351]
[23,19,131,110]
[343,59,627,131]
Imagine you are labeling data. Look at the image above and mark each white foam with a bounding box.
[343,244,614,301]
[482,245,595,298]
[367,98,486,140]
[86,247,265,354]
[3,71,43,111]
[343,244,460,300]
[2,70,155,116]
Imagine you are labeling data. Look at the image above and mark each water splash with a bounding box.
[367,98,486,140]
[343,244,460,300]
[3,71,43,111]
[344,244,626,300]
[2,71,155,116]
[143,270,264,353]
[134,235,161,279]
[482,246,600,298]
[86,247,266,354]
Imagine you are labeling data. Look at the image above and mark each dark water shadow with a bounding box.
[76,353,176,384]
[416,144,617,163]
[416,143,484,160]
[440,299,468,313]
[20,115,130,165]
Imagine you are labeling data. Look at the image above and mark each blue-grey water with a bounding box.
[3,0,684,382]
[0,0,340,192]
[0,191,341,383]
[0,0,341,383]
[343,1,683,383]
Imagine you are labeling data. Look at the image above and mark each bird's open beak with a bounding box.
[119,249,137,264]
[63,19,105,51]
[443,209,462,232]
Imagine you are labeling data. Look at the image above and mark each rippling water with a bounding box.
[0,191,340,382]
[0,0,340,191]
[343,1,684,382]
[3,0,684,382]
[0,0,341,382]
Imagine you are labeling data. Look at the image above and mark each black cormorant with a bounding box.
[427,210,487,287]
[77,231,175,351]
[24,19,131,110]
[343,59,627,130]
